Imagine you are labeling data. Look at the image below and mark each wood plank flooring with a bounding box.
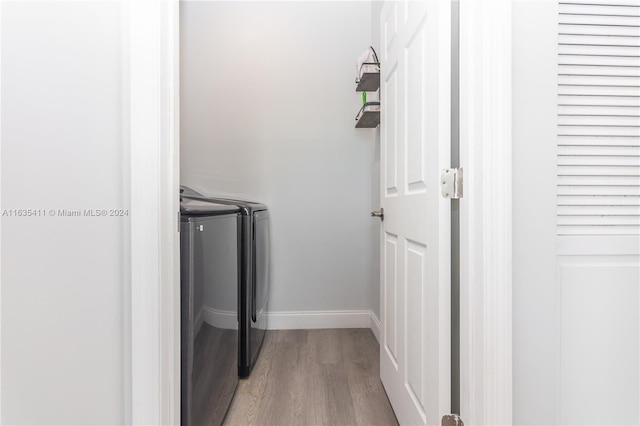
[224,329,398,426]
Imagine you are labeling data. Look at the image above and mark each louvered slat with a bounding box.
[559,14,640,27]
[559,126,639,137]
[558,215,640,225]
[558,74,640,86]
[559,175,639,185]
[558,135,640,145]
[559,104,640,115]
[558,144,640,155]
[558,185,640,195]
[559,156,640,167]
[559,54,640,66]
[559,95,640,107]
[559,84,640,96]
[558,194,640,204]
[558,225,640,235]
[559,24,640,37]
[558,204,640,214]
[559,115,640,125]
[561,34,640,47]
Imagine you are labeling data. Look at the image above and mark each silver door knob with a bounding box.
[371,207,384,221]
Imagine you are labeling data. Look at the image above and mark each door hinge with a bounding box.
[442,414,464,426]
[177,211,181,233]
[441,168,463,199]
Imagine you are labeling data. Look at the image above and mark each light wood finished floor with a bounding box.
[224,329,399,426]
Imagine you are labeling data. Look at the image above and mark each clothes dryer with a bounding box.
[180,197,240,425]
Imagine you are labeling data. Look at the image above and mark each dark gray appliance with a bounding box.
[181,186,270,378]
[180,197,240,426]
[231,199,270,378]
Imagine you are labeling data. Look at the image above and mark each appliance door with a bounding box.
[249,210,270,369]
[181,214,239,426]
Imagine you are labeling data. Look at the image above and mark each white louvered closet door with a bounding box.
[513,1,640,425]
[557,6,640,422]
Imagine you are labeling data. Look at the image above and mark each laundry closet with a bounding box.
[179,2,383,424]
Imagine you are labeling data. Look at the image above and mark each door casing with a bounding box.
[459,0,513,424]
[128,0,180,425]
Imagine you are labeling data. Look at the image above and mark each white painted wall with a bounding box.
[1,2,127,424]
[180,1,378,315]
[512,4,559,423]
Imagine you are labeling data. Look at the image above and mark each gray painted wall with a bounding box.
[180,1,378,314]
[370,1,383,321]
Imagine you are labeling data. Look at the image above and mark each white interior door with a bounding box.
[513,1,640,424]
[379,1,451,424]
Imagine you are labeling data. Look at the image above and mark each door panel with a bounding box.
[405,24,427,193]
[558,259,640,425]
[380,1,451,424]
[406,240,426,407]
[384,65,399,196]
[385,232,399,365]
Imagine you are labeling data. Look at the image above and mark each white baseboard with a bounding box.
[198,308,382,343]
[369,312,381,344]
[266,310,375,331]
[202,306,238,330]
[195,307,204,336]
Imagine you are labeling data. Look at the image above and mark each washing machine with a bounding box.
[181,186,270,378]
[180,197,240,426]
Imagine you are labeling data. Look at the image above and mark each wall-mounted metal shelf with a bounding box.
[355,102,380,128]
[355,63,380,92]
[354,48,380,128]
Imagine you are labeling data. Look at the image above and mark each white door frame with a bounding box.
[130,0,515,424]
[458,0,513,424]
[128,0,180,425]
